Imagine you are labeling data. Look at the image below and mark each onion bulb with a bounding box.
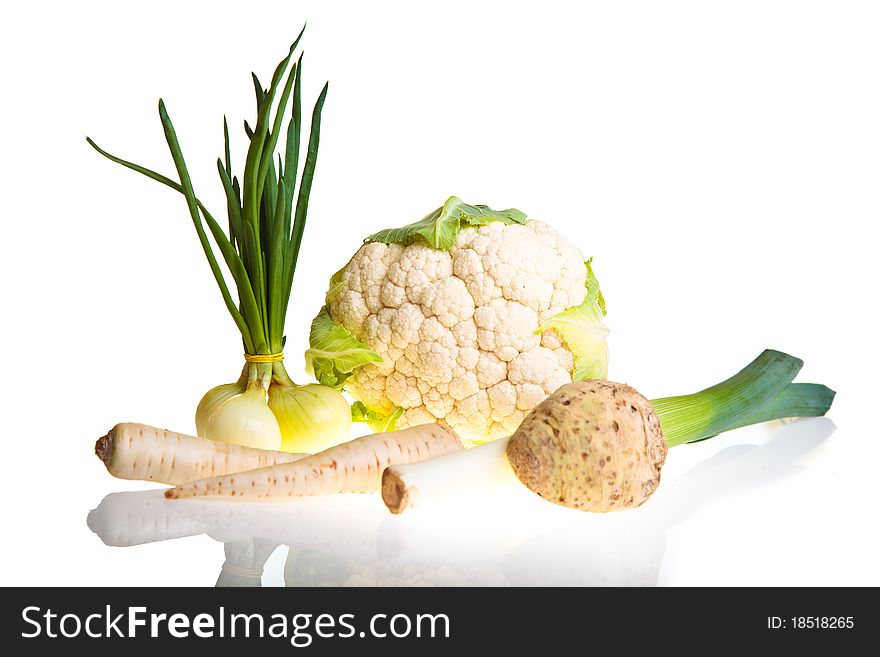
[204,387,282,451]
[195,374,247,437]
[196,361,351,454]
[268,382,352,453]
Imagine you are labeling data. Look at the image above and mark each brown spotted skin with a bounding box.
[165,424,464,500]
[97,423,306,486]
[506,381,667,512]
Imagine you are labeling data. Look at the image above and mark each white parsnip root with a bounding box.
[165,423,463,500]
[96,422,307,486]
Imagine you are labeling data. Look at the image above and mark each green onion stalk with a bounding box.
[88,29,351,452]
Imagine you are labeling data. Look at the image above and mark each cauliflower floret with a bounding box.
[508,346,567,389]
[449,370,479,400]
[385,371,423,408]
[474,299,541,359]
[334,219,595,440]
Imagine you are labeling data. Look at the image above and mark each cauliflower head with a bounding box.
[306,197,608,441]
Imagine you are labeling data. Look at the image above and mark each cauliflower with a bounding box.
[306,197,609,441]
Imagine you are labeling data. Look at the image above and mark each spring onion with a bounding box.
[87,28,352,452]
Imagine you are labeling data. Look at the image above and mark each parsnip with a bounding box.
[96,422,307,486]
[165,423,463,499]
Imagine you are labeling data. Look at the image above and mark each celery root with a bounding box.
[506,381,666,511]
[165,423,463,499]
[96,422,307,486]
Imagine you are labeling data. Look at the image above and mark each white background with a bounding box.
[1,0,877,586]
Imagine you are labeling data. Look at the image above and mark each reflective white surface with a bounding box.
[82,418,842,587]
[2,0,878,587]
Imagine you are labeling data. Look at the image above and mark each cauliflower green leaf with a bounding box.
[584,256,606,316]
[305,307,382,388]
[365,195,527,250]
[324,261,350,305]
[537,258,609,381]
[350,401,404,432]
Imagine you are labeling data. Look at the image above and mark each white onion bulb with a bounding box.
[204,388,282,450]
[268,383,352,453]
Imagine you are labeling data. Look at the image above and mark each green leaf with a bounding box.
[290,81,328,278]
[260,154,279,240]
[282,81,328,324]
[88,27,321,357]
[585,257,606,316]
[223,116,233,179]
[159,100,265,353]
[268,182,287,350]
[252,72,265,108]
[726,382,835,430]
[304,306,382,388]
[351,402,404,433]
[324,259,351,305]
[217,158,243,248]
[85,135,260,352]
[241,38,300,290]
[281,53,303,240]
[200,201,264,354]
[651,350,806,447]
[241,221,268,346]
[536,259,610,381]
[678,382,836,444]
[259,58,298,199]
[221,118,240,245]
[366,196,527,251]
[680,383,837,445]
